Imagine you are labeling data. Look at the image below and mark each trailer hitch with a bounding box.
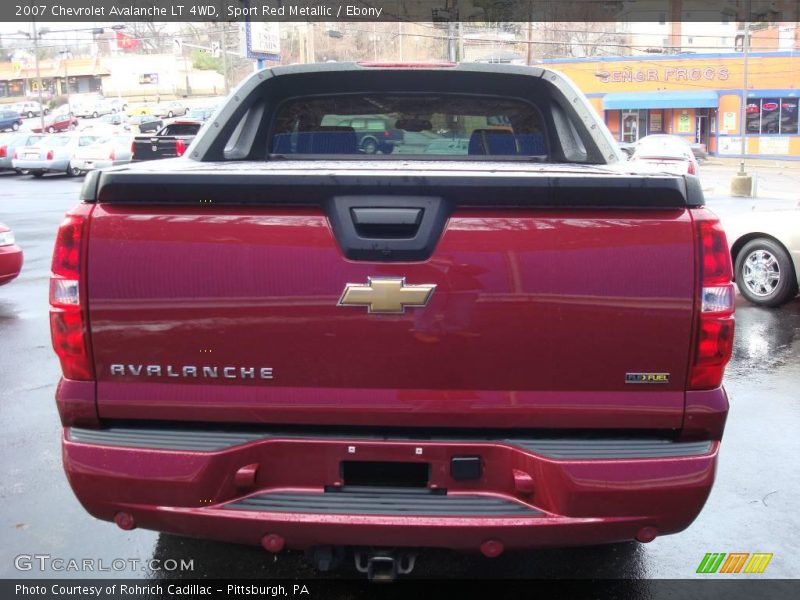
[354,549,417,582]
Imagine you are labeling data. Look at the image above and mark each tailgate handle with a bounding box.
[350,208,423,239]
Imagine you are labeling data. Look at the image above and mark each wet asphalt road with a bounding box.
[0,173,798,581]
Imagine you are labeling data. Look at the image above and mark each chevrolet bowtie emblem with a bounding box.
[338,277,436,314]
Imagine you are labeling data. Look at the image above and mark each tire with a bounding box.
[167,111,174,118]
[12,122,19,131]
[360,138,378,154]
[27,111,34,118]
[44,108,49,115]
[47,126,56,134]
[735,238,798,307]
[31,171,44,178]
[68,123,76,131]
[14,169,23,175]
[66,163,82,177]
[92,111,98,118]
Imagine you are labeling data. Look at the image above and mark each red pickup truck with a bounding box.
[51,63,734,580]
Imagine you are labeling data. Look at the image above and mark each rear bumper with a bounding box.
[0,244,23,285]
[63,427,719,551]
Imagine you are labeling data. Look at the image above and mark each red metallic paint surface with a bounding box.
[0,243,23,285]
[86,206,696,429]
[63,432,718,550]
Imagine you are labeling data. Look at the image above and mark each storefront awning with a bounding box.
[603,91,719,110]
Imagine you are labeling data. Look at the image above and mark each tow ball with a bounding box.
[354,549,417,582]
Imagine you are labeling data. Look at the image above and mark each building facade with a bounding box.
[537,51,800,160]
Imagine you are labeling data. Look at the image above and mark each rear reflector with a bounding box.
[49,214,94,381]
[689,210,735,390]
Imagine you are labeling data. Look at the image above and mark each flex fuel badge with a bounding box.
[625,372,671,384]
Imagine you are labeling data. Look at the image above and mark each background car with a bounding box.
[0,109,22,132]
[333,116,404,154]
[125,115,163,134]
[79,112,128,135]
[154,100,187,118]
[107,98,128,113]
[73,99,113,119]
[628,134,699,175]
[126,102,154,116]
[186,106,216,121]
[0,132,45,173]
[71,134,135,172]
[13,101,48,118]
[722,207,800,307]
[30,111,79,133]
[12,133,99,177]
[0,222,23,286]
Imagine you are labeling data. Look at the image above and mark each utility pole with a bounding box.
[739,20,750,175]
[220,23,229,94]
[31,20,45,133]
[397,22,402,61]
[731,0,753,196]
[526,1,533,65]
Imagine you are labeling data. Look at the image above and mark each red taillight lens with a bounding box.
[0,145,6,158]
[13,150,18,159]
[49,214,94,380]
[109,149,116,161]
[130,140,135,156]
[46,150,54,160]
[175,139,187,156]
[689,210,735,390]
[687,161,696,175]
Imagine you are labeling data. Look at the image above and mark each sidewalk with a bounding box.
[702,156,800,170]
[699,161,800,203]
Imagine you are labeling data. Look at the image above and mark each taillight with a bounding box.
[13,150,18,160]
[46,150,54,160]
[175,139,187,156]
[109,149,116,161]
[687,161,696,175]
[383,130,389,138]
[130,140,135,157]
[689,209,735,390]
[49,214,94,380]
[0,145,6,158]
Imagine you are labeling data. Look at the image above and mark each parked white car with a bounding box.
[721,208,800,307]
[628,134,700,176]
[12,133,100,178]
[71,134,135,172]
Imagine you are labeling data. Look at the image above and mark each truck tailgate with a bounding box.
[87,198,695,429]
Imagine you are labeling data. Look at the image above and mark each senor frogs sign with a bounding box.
[596,66,730,83]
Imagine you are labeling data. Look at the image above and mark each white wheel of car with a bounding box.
[12,122,20,131]
[167,111,174,118]
[27,111,34,118]
[68,124,76,131]
[47,126,56,133]
[735,239,798,307]
[67,163,82,177]
[92,111,99,118]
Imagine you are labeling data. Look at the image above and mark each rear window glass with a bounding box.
[161,123,200,136]
[270,94,547,159]
[45,136,71,147]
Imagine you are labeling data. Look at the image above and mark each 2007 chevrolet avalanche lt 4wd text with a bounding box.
[50,63,734,579]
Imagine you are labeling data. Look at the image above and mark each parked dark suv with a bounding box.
[0,110,22,132]
[335,116,404,154]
